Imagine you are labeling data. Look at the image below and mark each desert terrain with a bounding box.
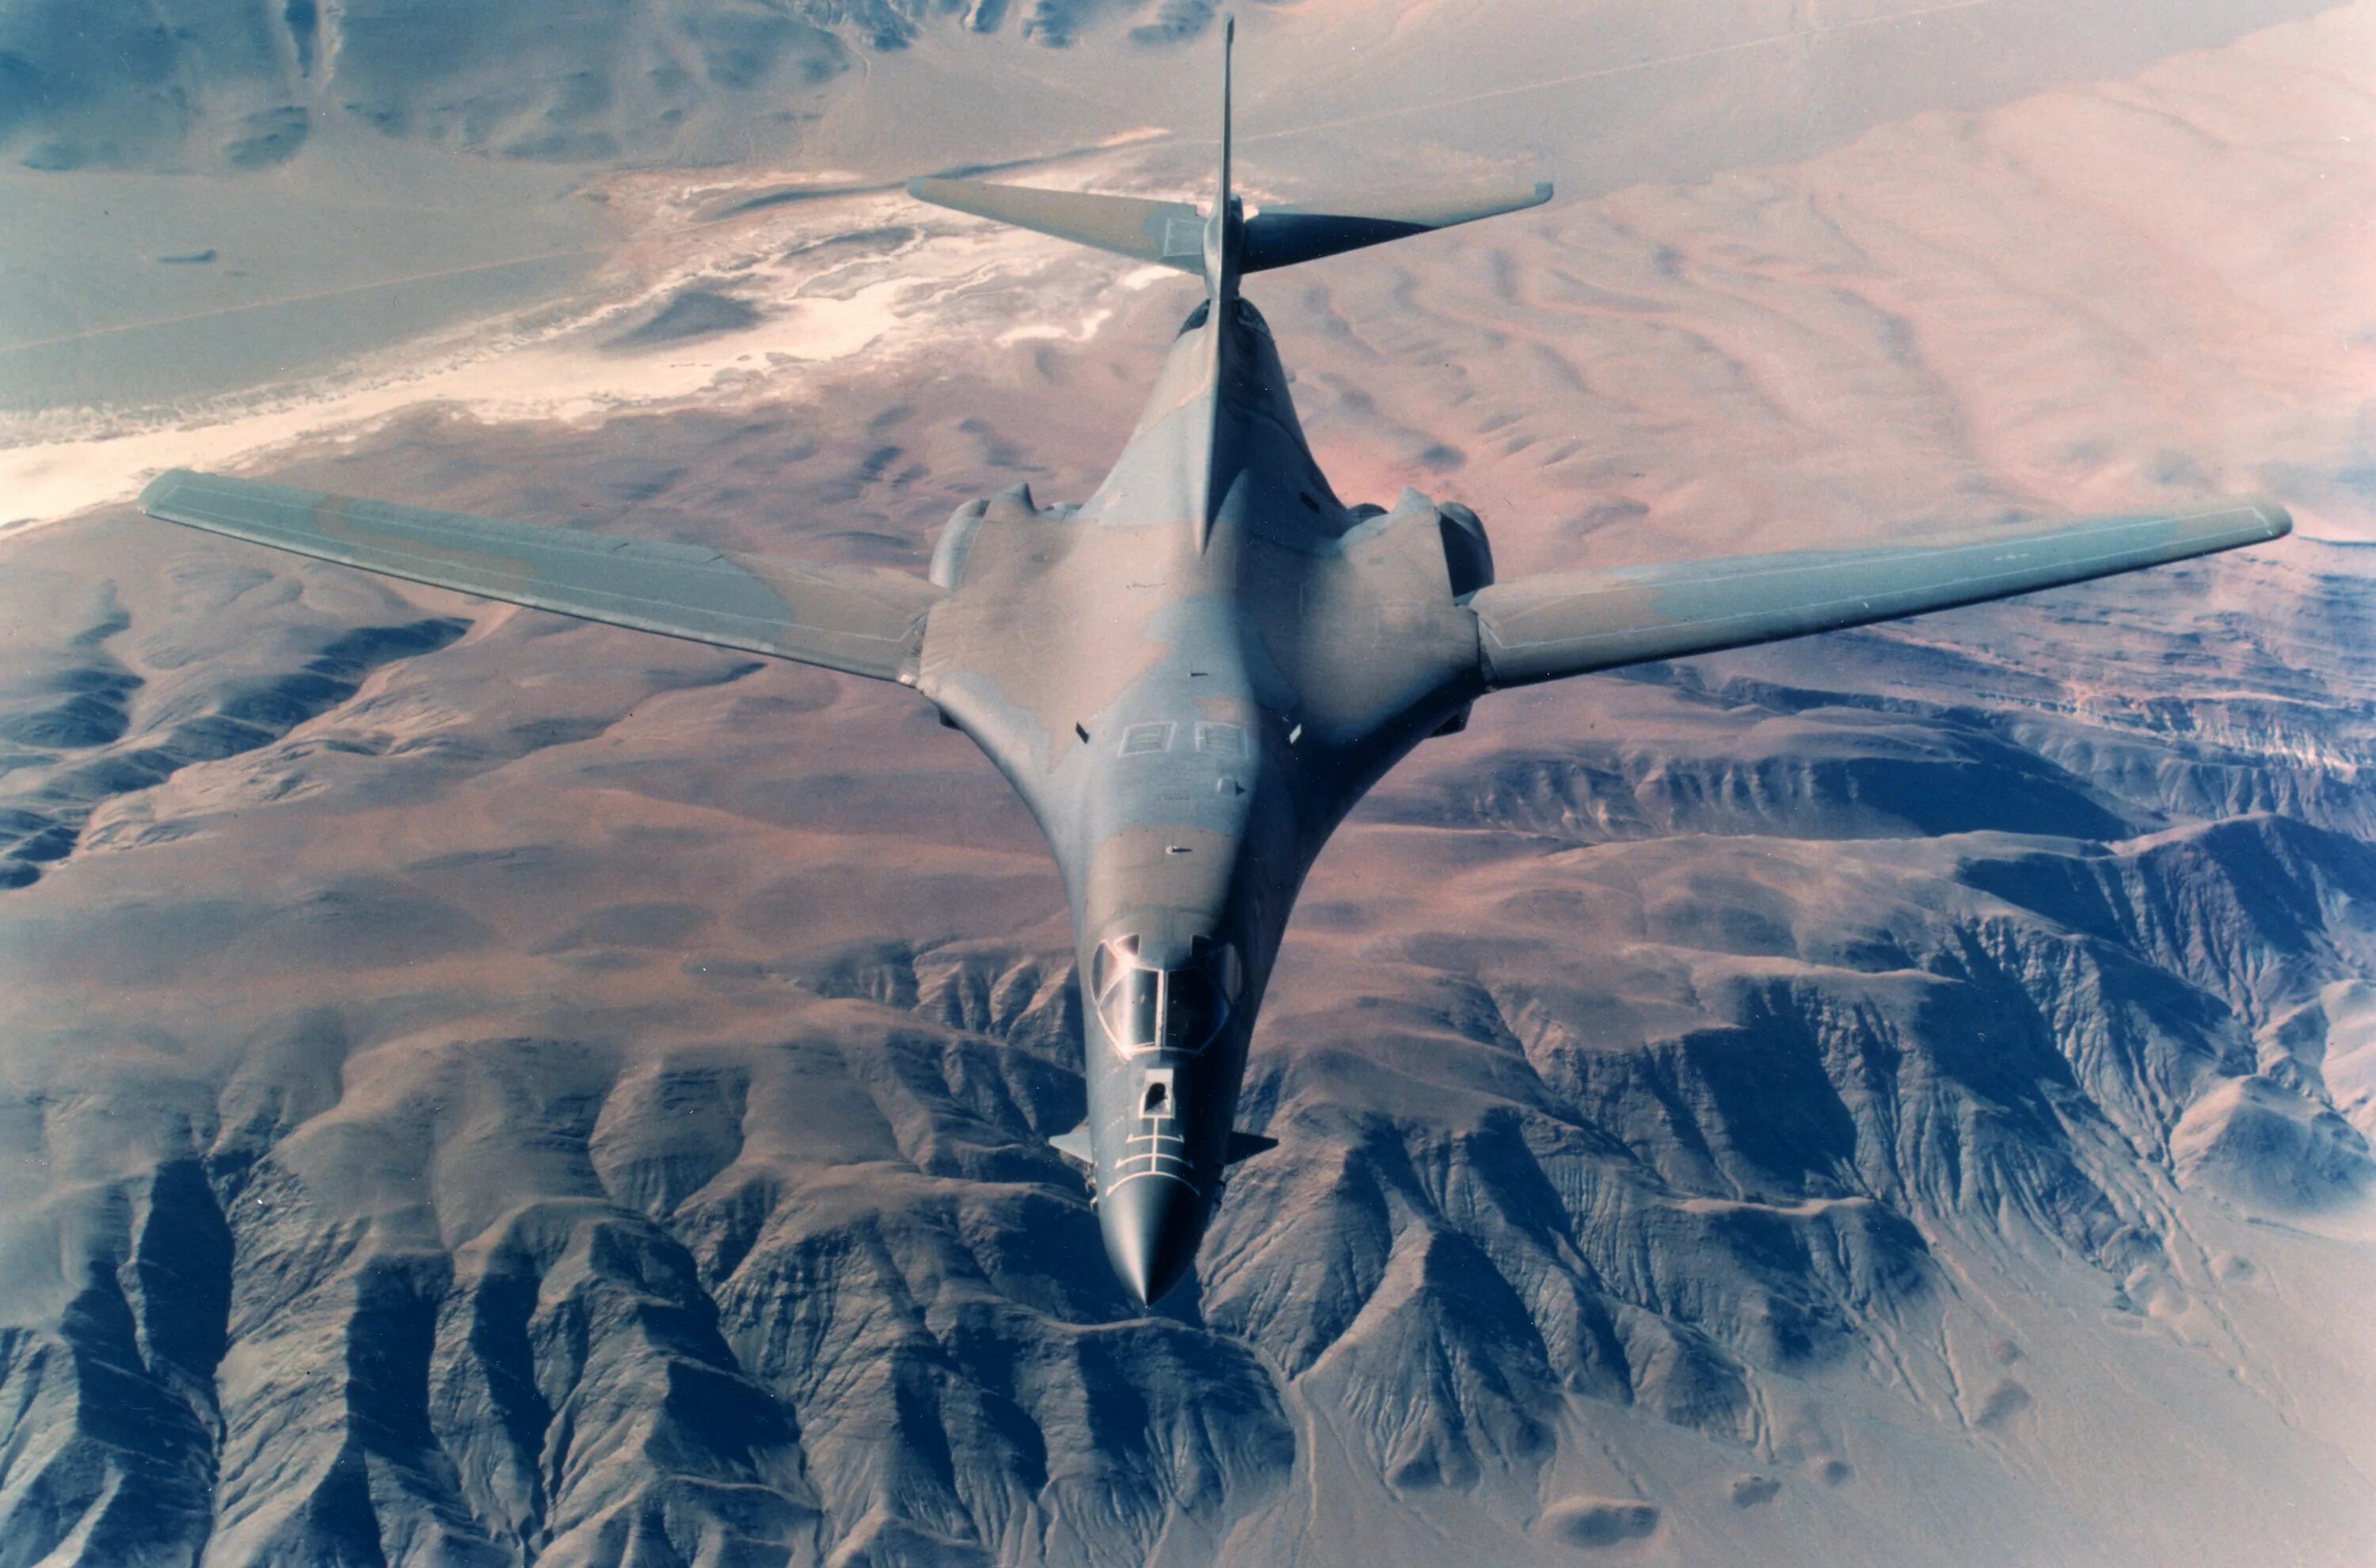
[2,2,2373,1564]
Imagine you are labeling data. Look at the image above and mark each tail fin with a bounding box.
[907,17,1550,285]
[904,16,1237,295]
[1201,13,1238,303]
[1217,13,1233,207]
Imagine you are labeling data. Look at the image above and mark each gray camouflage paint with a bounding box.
[914,287,1490,1300]
[136,21,2290,1304]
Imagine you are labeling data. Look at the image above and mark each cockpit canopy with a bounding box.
[1091,934,1245,1056]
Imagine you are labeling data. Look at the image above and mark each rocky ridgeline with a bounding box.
[0,0,1224,175]
[0,499,2370,1565]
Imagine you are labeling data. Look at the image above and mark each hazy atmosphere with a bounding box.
[2,1,2372,1563]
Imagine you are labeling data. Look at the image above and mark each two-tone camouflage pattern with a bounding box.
[134,24,2290,1304]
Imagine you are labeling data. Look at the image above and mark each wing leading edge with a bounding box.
[1468,498,2290,690]
[137,470,943,683]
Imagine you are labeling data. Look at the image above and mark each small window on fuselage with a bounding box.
[1163,968,1219,1052]
[1102,967,1158,1049]
[1093,936,1241,1056]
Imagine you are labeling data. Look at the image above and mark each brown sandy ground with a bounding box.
[1,7,2374,1566]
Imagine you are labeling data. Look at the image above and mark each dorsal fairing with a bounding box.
[1079,292,1345,540]
[1205,298,1356,539]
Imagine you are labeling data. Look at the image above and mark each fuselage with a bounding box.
[916,295,1485,1301]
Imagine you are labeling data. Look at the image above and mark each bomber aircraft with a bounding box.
[138,18,2289,1304]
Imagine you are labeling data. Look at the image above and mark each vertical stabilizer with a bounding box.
[1201,14,1240,306]
[1218,12,1232,204]
[908,15,1551,283]
[1190,13,1239,553]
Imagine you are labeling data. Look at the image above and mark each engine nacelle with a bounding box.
[931,498,989,589]
[1436,500,1495,599]
[1433,501,1495,735]
[931,482,1044,590]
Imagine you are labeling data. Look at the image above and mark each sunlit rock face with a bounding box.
[3,3,2375,1565]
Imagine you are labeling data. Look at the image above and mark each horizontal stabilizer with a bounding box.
[138,469,943,684]
[907,178,1554,280]
[1243,183,1552,272]
[1468,497,2290,690]
[908,178,1205,271]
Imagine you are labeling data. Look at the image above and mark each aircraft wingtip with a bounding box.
[136,468,192,514]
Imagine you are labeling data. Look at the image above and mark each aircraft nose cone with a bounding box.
[1100,1176,1205,1305]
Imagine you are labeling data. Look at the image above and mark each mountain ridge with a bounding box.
[2,3,2373,1562]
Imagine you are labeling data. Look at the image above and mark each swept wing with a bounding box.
[137,469,942,683]
[1468,498,2290,689]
